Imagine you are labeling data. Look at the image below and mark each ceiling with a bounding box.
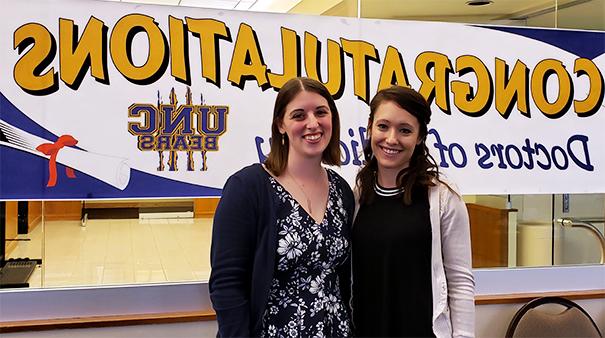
[359,0,580,19]
[99,0,604,30]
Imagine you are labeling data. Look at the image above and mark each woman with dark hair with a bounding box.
[210,77,355,337]
[352,86,475,337]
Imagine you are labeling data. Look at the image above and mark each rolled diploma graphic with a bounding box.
[50,146,130,190]
[0,120,131,190]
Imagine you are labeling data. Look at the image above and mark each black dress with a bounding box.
[261,169,351,337]
[352,183,435,337]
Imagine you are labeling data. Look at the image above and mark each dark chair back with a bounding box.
[506,296,602,337]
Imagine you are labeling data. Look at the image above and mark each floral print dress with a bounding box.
[261,169,351,338]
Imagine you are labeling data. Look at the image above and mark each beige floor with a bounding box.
[7,217,213,288]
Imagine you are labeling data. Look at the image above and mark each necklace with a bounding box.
[286,170,316,214]
[374,180,404,196]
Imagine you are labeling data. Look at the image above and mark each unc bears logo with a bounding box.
[128,87,228,171]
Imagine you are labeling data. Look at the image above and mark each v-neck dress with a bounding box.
[260,169,351,337]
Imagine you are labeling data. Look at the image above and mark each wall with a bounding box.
[4,201,18,255]
[0,321,218,338]
[527,0,605,30]
[2,299,603,338]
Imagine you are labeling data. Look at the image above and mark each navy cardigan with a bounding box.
[209,163,355,337]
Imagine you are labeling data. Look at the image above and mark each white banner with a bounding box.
[0,0,603,199]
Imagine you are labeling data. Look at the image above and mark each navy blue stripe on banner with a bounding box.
[0,91,58,142]
[479,25,605,60]
[1,145,222,199]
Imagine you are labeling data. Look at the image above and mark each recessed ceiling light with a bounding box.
[466,0,493,6]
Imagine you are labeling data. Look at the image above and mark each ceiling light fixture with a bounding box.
[466,0,493,6]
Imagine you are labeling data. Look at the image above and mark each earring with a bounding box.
[281,134,285,146]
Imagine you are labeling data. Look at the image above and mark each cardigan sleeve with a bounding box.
[440,184,476,338]
[209,171,258,337]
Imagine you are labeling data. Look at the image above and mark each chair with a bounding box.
[506,296,602,337]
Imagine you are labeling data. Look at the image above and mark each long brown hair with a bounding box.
[264,77,341,176]
[356,86,440,206]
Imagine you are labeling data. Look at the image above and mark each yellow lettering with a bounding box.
[110,14,168,84]
[531,59,572,118]
[59,17,108,89]
[13,23,58,95]
[227,23,268,89]
[304,32,344,98]
[574,58,604,117]
[186,18,230,86]
[451,55,492,116]
[378,46,410,91]
[415,52,453,114]
[341,38,378,103]
[495,58,529,118]
[169,16,189,84]
[267,27,300,90]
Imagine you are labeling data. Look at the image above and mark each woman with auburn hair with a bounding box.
[210,77,355,337]
[352,86,475,337]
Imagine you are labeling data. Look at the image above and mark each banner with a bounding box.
[1,0,603,199]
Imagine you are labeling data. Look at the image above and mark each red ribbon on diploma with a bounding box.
[36,135,78,187]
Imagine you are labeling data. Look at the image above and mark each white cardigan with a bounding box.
[428,180,475,338]
[353,179,475,337]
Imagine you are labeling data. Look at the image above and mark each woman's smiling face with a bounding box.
[369,100,421,173]
[279,90,332,161]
